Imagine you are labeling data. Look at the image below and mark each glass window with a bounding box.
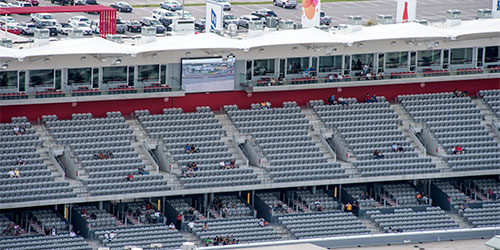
[351,53,374,71]
[287,57,309,74]
[55,69,61,90]
[160,65,167,85]
[318,56,342,72]
[102,66,127,84]
[19,71,25,92]
[450,48,473,65]
[246,60,252,80]
[0,71,18,89]
[138,65,159,82]
[92,68,99,88]
[68,68,91,85]
[485,46,500,63]
[385,51,408,69]
[253,59,275,76]
[128,66,134,86]
[29,69,54,87]
[417,50,441,67]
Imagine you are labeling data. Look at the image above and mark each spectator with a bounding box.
[373,149,384,159]
[13,125,21,135]
[359,192,365,200]
[98,152,104,160]
[391,142,398,152]
[488,189,497,200]
[397,144,404,152]
[337,74,344,80]
[17,156,24,166]
[371,94,377,102]
[185,144,192,154]
[364,93,372,103]
[51,226,57,236]
[228,160,236,169]
[328,94,336,105]
[328,74,335,81]
[90,212,97,220]
[69,230,77,237]
[345,202,352,212]
[105,151,113,159]
[456,145,464,154]
[93,153,99,160]
[260,101,267,109]
[169,222,176,230]
[13,168,20,178]
[187,221,195,232]
[314,199,323,211]
[202,222,209,232]
[109,231,116,241]
[365,72,372,79]
[138,165,148,175]
[219,161,226,170]
[126,173,135,182]
[265,101,272,109]
[337,96,348,106]
[352,201,359,216]
[258,218,268,227]
[190,144,198,153]
[422,194,429,204]
[416,193,423,204]
[154,211,161,223]
[453,89,468,98]
[7,168,15,178]
[176,213,183,230]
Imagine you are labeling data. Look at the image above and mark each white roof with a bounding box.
[444,18,500,38]
[337,22,448,44]
[243,28,347,48]
[132,32,244,54]
[20,37,134,58]
[0,46,23,59]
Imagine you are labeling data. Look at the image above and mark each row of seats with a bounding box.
[296,189,340,212]
[95,225,185,250]
[344,186,377,208]
[382,183,420,206]
[367,207,459,232]
[0,235,91,250]
[433,181,468,205]
[460,202,500,228]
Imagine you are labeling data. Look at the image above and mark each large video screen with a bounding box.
[181,57,235,93]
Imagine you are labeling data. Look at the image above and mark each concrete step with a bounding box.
[448,213,470,229]
[66,178,89,197]
[270,223,294,240]
[180,231,201,247]
[359,218,383,234]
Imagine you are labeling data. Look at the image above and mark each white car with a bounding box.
[174,10,195,20]
[0,16,17,25]
[273,0,297,8]
[57,23,72,35]
[31,13,58,24]
[213,0,231,11]
[8,1,33,7]
[68,16,90,24]
[70,22,93,35]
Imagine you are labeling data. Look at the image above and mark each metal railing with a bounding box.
[49,147,66,179]
[143,139,160,173]
[409,124,426,155]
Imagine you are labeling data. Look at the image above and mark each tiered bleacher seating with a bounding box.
[0,213,21,236]
[256,192,292,215]
[138,107,259,189]
[0,92,27,100]
[296,189,340,212]
[35,90,65,98]
[278,212,369,239]
[423,69,449,77]
[0,117,76,204]
[210,195,253,219]
[73,205,119,229]
[461,203,500,228]
[480,89,500,118]
[32,209,68,232]
[225,102,347,183]
[472,179,500,201]
[124,201,165,224]
[143,84,171,93]
[456,68,483,75]
[95,225,185,250]
[433,181,468,205]
[389,72,416,79]
[108,86,137,94]
[71,87,101,96]
[399,92,500,171]
[367,207,459,232]
[44,112,169,196]
[291,77,317,84]
[344,186,377,208]
[312,98,438,177]
[381,183,420,206]
[193,217,281,243]
[0,235,92,250]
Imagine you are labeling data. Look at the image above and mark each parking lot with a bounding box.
[2,0,492,38]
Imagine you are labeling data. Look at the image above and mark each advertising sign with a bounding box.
[396,0,417,23]
[206,1,223,31]
[301,0,321,28]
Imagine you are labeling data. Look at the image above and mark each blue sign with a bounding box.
[497,0,500,11]
[211,9,217,29]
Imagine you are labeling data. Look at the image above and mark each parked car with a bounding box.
[0,2,9,7]
[125,20,141,33]
[75,0,97,5]
[0,16,17,26]
[173,10,195,20]
[35,20,58,36]
[70,22,93,35]
[140,17,165,33]
[237,15,261,29]
[116,17,127,33]
[158,17,175,31]
[213,0,231,11]
[8,1,33,8]
[18,0,38,6]
[320,11,332,26]
[151,8,176,20]
[110,2,132,12]
[50,0,73,6]
[194,18,205,32]
[273,0,297,8]
[56,22,72,35]
[160,0,182,11]
[17,22,36,35]
[1,23,21,35]
[251,9,277,19]
[89,19,99,33]
[223,13,238,28]
[31,13,57,24]
[68,16,89,24]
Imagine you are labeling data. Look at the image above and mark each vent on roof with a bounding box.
[171,18,195,36]
[266,17,278,28]
[248,20,264,31]
[279,19,294,30]
[446,9,461,27]
[377,15,393,25]
[68,29,83,39]
[293,23,302,30]
[414,19,428,26]
[106,35,123,44]
[315,25,329,32]
[347,15,362,25]
[141,26,156,44]
[477,9,492,19]
[34,29,49,47]
[0,38,12,48]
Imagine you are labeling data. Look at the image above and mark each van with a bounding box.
[151,8,176,20]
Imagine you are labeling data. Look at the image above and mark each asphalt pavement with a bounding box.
[7,0,492,37]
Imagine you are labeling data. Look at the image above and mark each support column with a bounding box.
[98,201,103,210]
[312,186,316,194]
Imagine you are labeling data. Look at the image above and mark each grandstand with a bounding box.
[0,6,499,250]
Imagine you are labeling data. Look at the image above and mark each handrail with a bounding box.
[232,134,249,168]
[49,147,66,179]
[158,140,174,165]
[246,135,264,159]
[409,124,426,155]
[143,139,160,173]
[320,128,337,157]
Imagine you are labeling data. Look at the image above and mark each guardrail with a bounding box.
[143,139,160,173]
[409,124,426,155]
[233,134,249,168]
[319,128,337,161]
[49,147,66,179]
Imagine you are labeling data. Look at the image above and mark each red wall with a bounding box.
[1,78,499,123]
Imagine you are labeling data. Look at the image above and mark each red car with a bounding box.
[19,0,39,6]
[1,25,21,35]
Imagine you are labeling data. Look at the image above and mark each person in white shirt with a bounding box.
[187,221,195,232]
[169,222,176,230]
[109,231,116,241]
[69,231,77,237]
[7,169,15,178]
[392,143,398,152]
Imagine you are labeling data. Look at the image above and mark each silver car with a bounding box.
[17,22,36,35]
[160,0,182,11]
[273,0,297,8]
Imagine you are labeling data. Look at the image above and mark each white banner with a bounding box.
[493,0,500,18]
[396,0,417,23]
[301,0,321,28]
[205,1,223,31]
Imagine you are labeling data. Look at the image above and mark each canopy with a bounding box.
[444,18,500,38]
[242,28,347,48]
[0,46,24,59]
